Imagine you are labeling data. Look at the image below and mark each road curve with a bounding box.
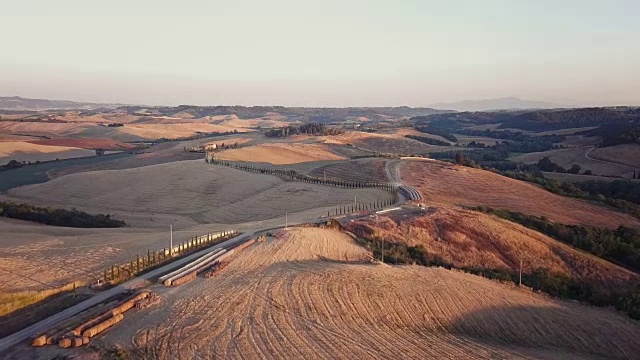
[385,159,421,201]
[0,169,409,353]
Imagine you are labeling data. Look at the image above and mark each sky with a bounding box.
[0,0,639,107]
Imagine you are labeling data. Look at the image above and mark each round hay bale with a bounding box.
[82,336,90,345]
[31,335,47,347]
[58,338,72,348]
[72,337,84,347]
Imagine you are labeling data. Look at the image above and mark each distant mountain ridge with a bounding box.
[431,97,564,111]
[0,96,122,111]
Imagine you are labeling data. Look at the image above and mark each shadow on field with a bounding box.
[447,304,640,359]
[0,290,90,338]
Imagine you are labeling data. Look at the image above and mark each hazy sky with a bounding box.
[1,0,639,106]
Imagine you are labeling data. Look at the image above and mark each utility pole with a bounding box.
[285,212,288,230]
[170,224,173,257]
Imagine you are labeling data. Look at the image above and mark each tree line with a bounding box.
[206,156,399,194]
[0,201,126,228]
[264,123,345,138]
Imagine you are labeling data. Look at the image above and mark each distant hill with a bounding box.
[0,96,122,111]
[431,97,563,111]
[416,107,640,132]
[119,105,452,122]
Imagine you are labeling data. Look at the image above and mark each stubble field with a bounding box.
[93,227,640,360]
[6,160,388,227]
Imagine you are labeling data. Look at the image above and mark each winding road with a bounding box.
[0,158,415,354]
[385,159,422,201]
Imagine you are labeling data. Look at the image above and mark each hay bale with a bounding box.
[82,336,90,345]
[58,338,72,349]
[72,337,84,347]
[31,335,47,347]
[82,313,124,338]
[172,271,197,286]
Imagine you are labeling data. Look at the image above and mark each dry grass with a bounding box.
[511,147,634,177]
[0,141,95,163]
[115,123,248,140]
[402,160,639,228]
[0,121,91,137]
[346,208,639,292]
[96,227,640,360]
[216,143,346,164]
[27,138,135,151]
[326,131,455,154]
[307,158,388,182]
[218,117,293,129]
[204,137,253,148]
[6,160,387,227]
[0,281,83,317]
[590,143,640,168]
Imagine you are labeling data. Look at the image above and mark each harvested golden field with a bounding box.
[7,160,388,227]
[511,147,633,177]
[27,138,135,151]
[108,227,640,360]
[0,121,90,138]
[326,131,455,154]
[216,143,346,164]
[114,123,248,140]
[218,117,293,129]
[308,158,388,182]
[402,160,639,228]
[346,208,639,292]
[0,141,95,164]
[204,137,254,148]
[589,143,640,168]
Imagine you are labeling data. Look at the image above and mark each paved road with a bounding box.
[0,167,411,353]
[0,231,254,353]
[385,159,421,200]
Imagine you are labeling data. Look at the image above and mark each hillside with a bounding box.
[402,160,639,228]
[0,96,119,111]
[415,107,640,132]
[6,160,387,227]
[216,143,346,164]
[431,97,561,111]
[97,227,640,360]
[346,207,639,292]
